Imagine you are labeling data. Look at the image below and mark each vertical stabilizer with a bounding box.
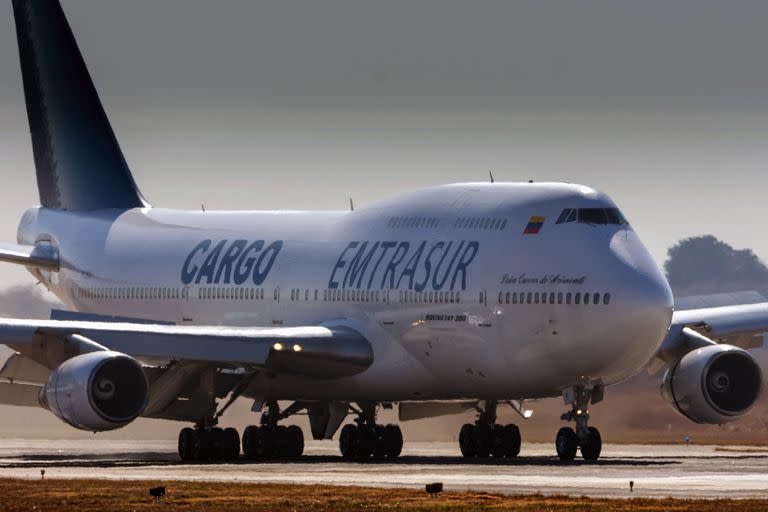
[13,0,147,210]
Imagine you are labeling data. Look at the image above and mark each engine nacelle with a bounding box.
[661,344,763,424]
[39,351,149,431]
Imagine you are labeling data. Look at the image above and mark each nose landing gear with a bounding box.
[556,384,603,461]
[458,400,521,458]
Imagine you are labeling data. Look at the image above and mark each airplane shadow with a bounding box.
[0,452,699,469]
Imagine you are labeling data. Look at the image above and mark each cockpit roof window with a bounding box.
[556,207,629,226]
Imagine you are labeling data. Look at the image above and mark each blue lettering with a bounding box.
[215,239,247,284]
[196,240,227,284]
[451,241,479,290]
[381,242,409,289]
[329,242,358,289]
[415,242,444,292]
[233,240,264,285]
[181,240,210,284]
[397,241,426,290]
[253,240,283,285]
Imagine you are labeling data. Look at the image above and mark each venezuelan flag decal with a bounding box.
[523,216,545,234]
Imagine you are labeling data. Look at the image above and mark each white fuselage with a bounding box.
[17,182,674,403]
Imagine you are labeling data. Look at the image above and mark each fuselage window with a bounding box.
[505,292,511,304]
[526,292,532,304]
[585,292,591,305]
[557,293,563,304]
[604,293,611,305]
[549,292,555,304]
[575,293,581,305]
[498,292,503,304]
[593,292,600,305]
[534,292,540,304]
[512,292,518,304]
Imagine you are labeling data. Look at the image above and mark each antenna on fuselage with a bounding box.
[201,203,206,212]
[349,197,354,211]
[489,171,495,183]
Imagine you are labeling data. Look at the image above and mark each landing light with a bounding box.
[293,344,302,352]
[273,342,284,351]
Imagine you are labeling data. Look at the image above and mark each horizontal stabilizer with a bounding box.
[0,242,58,270]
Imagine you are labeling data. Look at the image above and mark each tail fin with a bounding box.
[12,0,148,211]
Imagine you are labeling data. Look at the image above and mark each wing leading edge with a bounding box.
[0,318,373,380]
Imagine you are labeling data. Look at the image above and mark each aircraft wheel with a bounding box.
[273,425,292,458]
[491,425,507,457]
[356,426,376,458]
[580,427,602,461]
[473,425,492,457]
[504,424,521,458]
[339,424,358,459]
[221,427,240,460]
[384,424,403,458]
[556,427,578,462]
[459,423,476,457]
[373,425,388,458]
[242,425,263,459]
[286,425,305,459]
[178,427,201,461]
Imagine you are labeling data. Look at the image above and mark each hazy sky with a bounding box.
[1,1,767,288]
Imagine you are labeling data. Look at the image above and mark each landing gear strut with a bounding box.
[242,400,305,460]
[556,385,602,461]
[338,403,403,459]
[458,400,521,458]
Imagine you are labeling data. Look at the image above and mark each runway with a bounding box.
[2,439,768,499]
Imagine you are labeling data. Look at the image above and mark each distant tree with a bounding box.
[664,235,768,295]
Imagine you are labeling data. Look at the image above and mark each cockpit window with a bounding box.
[556,208,628,226]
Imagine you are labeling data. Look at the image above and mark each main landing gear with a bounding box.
[242,401,305,460]
[556,385,603,462]
[177,401,306,461]
[338,403,403,459]
[458,400,521,458]
[178,425,241,461]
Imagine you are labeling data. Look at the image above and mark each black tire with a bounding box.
[473,425,492,458]
[273,425,291,458]
[459,423,476,457]
[373,425,388,458]
[222,427,241,460]
[178,427,200,461]
[384,424,403,458]
[491,426,506,457]
[286,425,305,459]
[242,425,260,459]
[339,424,358,459]
[580,427,602,461]
[556,427,578,462]
[506,424,521,458]
[356,427,376,458]
[209,427,225,460]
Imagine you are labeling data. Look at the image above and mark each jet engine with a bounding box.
[39,351,149,431]
[661,344,762,424]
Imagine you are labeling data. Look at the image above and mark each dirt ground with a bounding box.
[1,478,766,512]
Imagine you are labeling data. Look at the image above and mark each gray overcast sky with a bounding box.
[1,1,768,288]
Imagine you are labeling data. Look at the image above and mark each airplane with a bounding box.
[0,0,765,463]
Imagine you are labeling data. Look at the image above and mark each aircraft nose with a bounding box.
[608,231,674,368]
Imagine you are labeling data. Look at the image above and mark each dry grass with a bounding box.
[0,478,766,512]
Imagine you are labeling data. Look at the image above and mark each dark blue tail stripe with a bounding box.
[13,0,147,211]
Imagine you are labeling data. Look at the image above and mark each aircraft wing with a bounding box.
[650,302,768,372]
[0,317,373,379]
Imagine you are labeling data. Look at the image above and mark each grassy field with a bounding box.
[1,478,767,512]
